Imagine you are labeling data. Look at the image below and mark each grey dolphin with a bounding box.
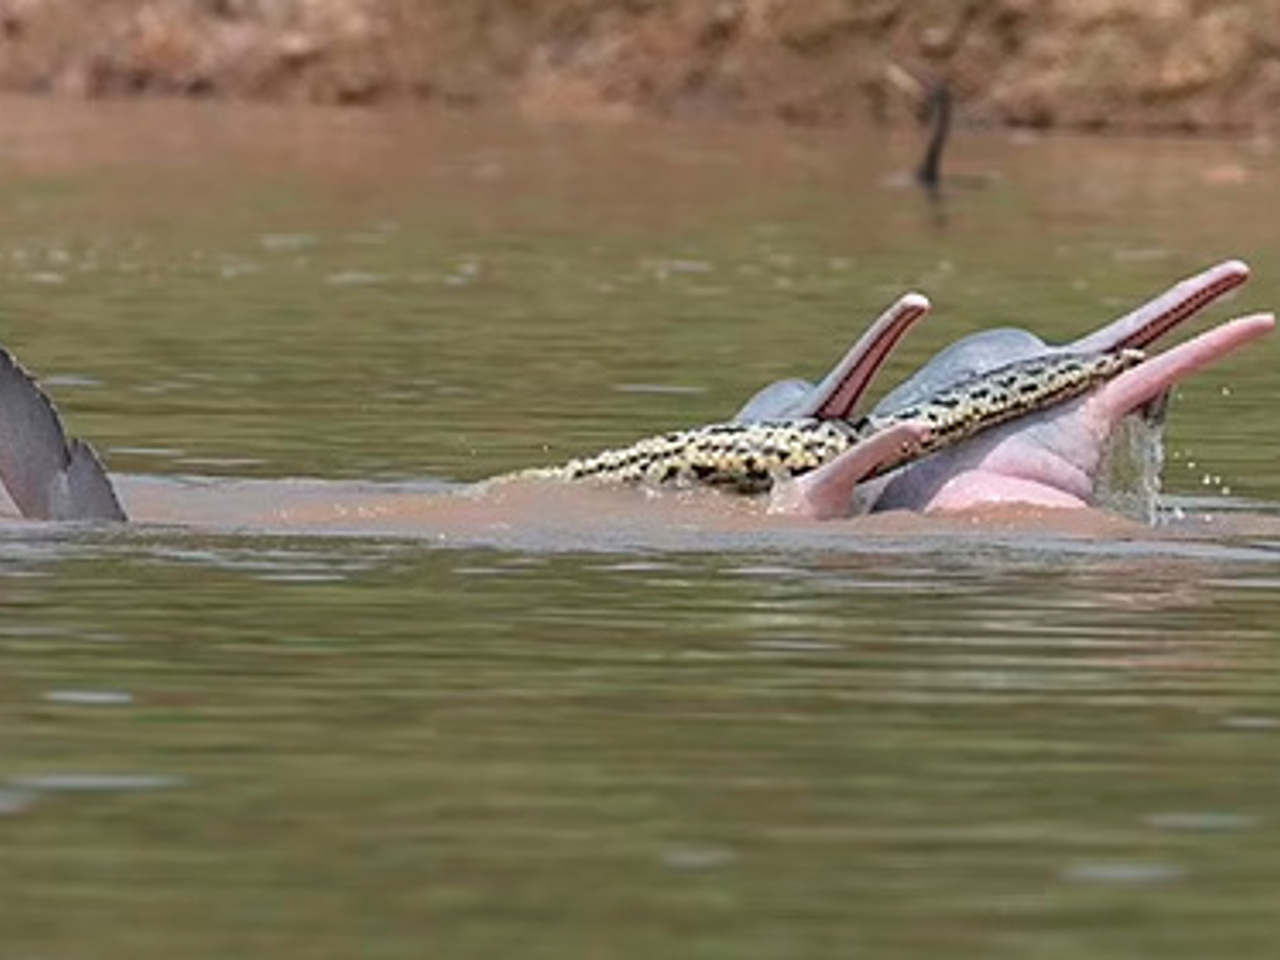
[0,346,125,521]
[734,292,931,421]
[848,260,1260,513]
[735,260,1259,517]
[867,312,1273,513]
[0,262,1259,525]
[757,260,1248,426]
[871,260,1250,415]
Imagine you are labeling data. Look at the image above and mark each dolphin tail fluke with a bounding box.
[63,438,128,521]
[0,347,127,522]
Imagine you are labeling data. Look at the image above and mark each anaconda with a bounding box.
[509,348,1144,493]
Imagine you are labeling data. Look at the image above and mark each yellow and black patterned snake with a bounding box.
[506,349,1143,493]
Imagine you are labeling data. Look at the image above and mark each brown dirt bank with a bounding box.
[1,0,1278,133]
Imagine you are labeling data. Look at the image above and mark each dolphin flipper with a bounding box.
[0,347,127,521]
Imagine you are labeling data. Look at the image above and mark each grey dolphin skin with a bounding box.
[0,259,1265,524]
[868,311,1272,514]
[514,349,1141,491]
[761,260,1249,423]
[872,260,1250,415]
[734,292,932,422]
[508,261,1264,518]
[778,259,1261,515]
[0,347,125,521]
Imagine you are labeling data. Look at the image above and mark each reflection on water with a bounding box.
[0,97,1278,958]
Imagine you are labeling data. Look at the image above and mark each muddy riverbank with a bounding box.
[0,0,1277,133]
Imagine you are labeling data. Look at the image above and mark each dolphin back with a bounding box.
[733,378,815,421]
[0,347,127,521]
[874,327,1049,413]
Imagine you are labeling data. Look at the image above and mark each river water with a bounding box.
[0,98,1278,959]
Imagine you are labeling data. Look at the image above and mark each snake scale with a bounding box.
[507,349,1144,494]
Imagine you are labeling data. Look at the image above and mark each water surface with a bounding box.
[0,98,1278,959]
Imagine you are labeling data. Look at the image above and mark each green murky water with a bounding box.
[0,98,1278,958]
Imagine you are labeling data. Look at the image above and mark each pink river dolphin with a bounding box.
[0,260,1269,529]
[754,260,1271,519]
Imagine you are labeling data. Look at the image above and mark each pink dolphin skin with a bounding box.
[735,291,932,421]
[768,259,1264,519]
[0,259,1265,527]
[867,260,1251,417]
[768,421,929,519]
[867,311,1274,513]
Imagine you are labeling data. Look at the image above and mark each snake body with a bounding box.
[510,349,1143,493]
